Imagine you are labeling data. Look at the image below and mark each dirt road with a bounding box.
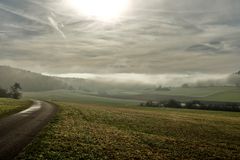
[0,100,58,160]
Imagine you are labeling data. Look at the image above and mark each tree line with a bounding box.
[0,83,22,99]
[140,99,240,112]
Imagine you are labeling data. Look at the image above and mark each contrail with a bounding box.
[0,2,66,39]
[0,3,50,26]
[48,16,66,39]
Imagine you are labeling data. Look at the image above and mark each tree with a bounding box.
[145,100,153,107]
[182,83,189,88]
[228,73,240,87]
[9,83,22,99]
[166,99,181,108]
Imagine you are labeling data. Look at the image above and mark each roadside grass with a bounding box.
[17,101,240,160]
[0,98,32,119]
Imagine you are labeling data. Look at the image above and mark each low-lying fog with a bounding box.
[45,73,236,87]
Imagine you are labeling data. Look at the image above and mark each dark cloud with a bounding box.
[186,41,224,53]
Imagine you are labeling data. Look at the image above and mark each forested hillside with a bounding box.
[0,66,68,91]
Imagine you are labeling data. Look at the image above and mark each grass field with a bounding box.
[200,90,240,102]
[17,100,240,159]
[0,98,32,119]
[143,86,238,97]
[24,87,240,103]
[24,90,141,106]
[107,87,240,103]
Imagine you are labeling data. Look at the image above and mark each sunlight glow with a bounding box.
[69,0,129,21]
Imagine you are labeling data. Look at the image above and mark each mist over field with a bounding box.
[46,72,230,87]
[1,66,239,93]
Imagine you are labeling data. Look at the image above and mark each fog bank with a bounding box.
[45,73,230,87]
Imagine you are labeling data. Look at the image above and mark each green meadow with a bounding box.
[24,90,141,106]
[200,90,240,102]
[143,86,237,97]
[24,86,240,103]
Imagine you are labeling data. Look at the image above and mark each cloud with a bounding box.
[186,42,224,53]
[0,2,50,26]
[0,0,240,74]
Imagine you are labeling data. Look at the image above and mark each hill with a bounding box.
[0,66,68,91]
[0,66,151,93]
[60,77,151,95]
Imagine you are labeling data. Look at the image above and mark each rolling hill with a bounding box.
[0,66,69,91]
[0,66,150,93]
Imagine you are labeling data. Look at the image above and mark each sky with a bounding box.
[0,0,240,77]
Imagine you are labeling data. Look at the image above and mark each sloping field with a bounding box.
[138,87,236,97]
[24,87,239,103]
[98,87,240,102]
[24,90,141,106]
[200,90,240,102]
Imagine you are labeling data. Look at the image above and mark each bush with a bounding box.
[165,99,181,108]
[140,99,240,112]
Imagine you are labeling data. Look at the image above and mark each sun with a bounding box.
[69,0,129,22]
